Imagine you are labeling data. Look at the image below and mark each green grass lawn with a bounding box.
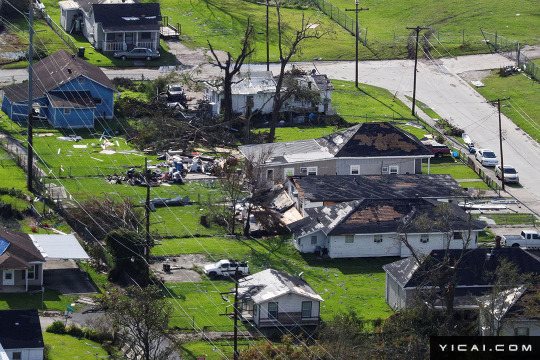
[474,71,540,143]
[0,289,77,311]
[425,162,479,179]
[179,340,237,360]
[43,333,110,359]
[473,212,538,226]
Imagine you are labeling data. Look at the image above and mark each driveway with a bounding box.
[43,259,97,295]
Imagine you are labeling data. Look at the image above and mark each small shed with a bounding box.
[59,1,83,34]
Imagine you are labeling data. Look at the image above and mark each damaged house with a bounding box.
[238,269,323,332]
[287,198,486,258]
[286,174,466,216]
[239,122,434,183]
[205,71,334,117]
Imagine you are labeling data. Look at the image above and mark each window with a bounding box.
[267,169,274,180]
[64,108,71,115]
[515,327,529,336]
[453,232,463,240]
[300,167,307,174]
[78,77,85,84]
[374,235,383,243]
[93,98,102,105]
[350,165,360,175]
[27,264,36,280]
[420,234,429,243]
[253,304,258,317]
[12,352,21,360]
[284,168,294,178]
[301,301,312,318]
[4,272,12,280]
[389,165,399,175]
[246,95,254,108]
[310,236,317,245]
[140,32,151,39]
[381,166,389,174]
[345,235,354,244]
[307,167,317,176]
[268,302,278,320]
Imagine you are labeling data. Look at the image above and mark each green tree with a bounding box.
[104,228,149,285]
[101,286,174,360]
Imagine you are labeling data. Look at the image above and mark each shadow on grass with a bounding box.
[0,289,64,310]
[301,253,399,275]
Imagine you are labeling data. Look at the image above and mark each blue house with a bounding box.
[1,50,116,128]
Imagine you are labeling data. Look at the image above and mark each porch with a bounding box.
[102,31,159,52]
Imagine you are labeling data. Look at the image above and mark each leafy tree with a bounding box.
[104,228,149,285]
[100,286,174,360]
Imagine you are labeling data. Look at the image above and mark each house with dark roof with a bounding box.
[478,285,540,336]
[59,0,161,53]
[0,309,44,360]
[382,247,540,311]
[287,198,486,258]
[238,269,323,330]
[1,50,115,128]
[0,229,45,293]
[205,71,334,117]
[286,174,466,215]
[239,122,434,183]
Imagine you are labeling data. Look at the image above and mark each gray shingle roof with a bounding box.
[291,174,465,202]
[0,228,45,270]
[93,3,161,32]
[0,309,44,350]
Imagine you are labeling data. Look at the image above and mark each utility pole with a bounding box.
[27,0,35,192]
[489,98,509,191]
[144,158,151,272]
[406,26,429,117]
[258,0,273,71]
[346,1,368,88]
[219,267,240,360]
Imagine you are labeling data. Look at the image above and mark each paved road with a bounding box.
[2,50,539,215]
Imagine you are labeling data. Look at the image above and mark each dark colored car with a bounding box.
[114,48,160,61]
[422,140,451,158]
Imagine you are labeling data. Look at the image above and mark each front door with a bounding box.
[125,33,134,49]
[3,270,14,286]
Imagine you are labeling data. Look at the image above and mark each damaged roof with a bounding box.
[290,174,465,202]
[383,248,540,288]
[93,3,161,32]
[47,90,96,109]
[0,229,45,270]
[238,269,323,304]
[238,122,432,166]
[288,198,486,238]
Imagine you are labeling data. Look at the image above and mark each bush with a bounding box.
[66,324,85,338]
[46,321,66,334]
[83,327,114,343]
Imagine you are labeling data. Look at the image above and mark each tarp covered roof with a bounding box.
[29,234,89,260]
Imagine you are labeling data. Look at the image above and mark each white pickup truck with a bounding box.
[203,259,250,278]
[502,230,540,249]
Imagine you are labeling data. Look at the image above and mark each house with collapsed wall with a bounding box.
[1,50,115,128]
[59,0,161,53]
[286,174,466,216]
[287,198,486,258]
[204,71,334,117]
[238,269,323,331]
[383,247,540,331]
[239,122,434,183]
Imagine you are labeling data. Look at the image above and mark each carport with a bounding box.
[29,234,95,294]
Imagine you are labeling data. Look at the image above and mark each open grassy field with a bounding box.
[43,333,110,359]
[474,71,540,143]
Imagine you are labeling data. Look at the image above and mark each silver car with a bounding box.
[114,48,160,61]
[495,165,519,183]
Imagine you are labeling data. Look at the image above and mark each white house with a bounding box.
[238,269,323,329]
[383,247,540,312]
[0,309,44,360]
[288,198,486,258]
[205,71,334,116]
[60,0,161,53]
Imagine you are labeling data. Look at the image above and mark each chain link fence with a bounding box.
[311,0,367,45]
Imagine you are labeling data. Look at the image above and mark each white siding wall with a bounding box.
[257,293,320,326]
[295,231,327,253]
[385,273,406,310]
[501,321,540,336]
[400,233,478,258]
[5,348,43,360]
[335,158,417,176]
[328,234,401,258]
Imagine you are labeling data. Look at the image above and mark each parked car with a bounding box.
[422,140,451,158]
[502,230,540,248]
[167,84,186,102]
[114,48,160,61]
[495,164,519,183]
[475,149,498,167]
[203,259,249,278]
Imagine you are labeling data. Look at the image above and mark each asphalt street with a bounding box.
[1,50,539,215]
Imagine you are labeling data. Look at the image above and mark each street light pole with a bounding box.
[346,1,368,88]
[406,26,429,117]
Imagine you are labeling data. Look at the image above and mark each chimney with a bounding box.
[67,68,72,74]
[495,235,501,249]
